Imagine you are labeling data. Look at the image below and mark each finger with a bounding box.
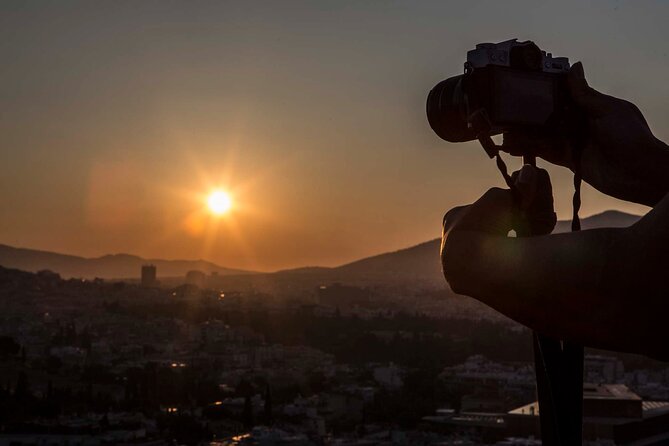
[453,188,516,236]
[511,165,553,206]
[568,62,612,117]
[510,165,536,186]
[513,165,539,209]
[532,168,554,204]
[517,166,553,196]
[511,167,556,235]
[516,164,537,185]
[526,168,556,235]
[443,205,471,231]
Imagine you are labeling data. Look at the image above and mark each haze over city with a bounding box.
[2,1,667,271]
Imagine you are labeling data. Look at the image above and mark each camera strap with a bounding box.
[475,125,584,446]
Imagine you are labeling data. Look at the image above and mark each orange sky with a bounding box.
[1,2,664,271]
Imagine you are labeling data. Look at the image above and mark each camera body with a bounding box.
[427,39,570,143]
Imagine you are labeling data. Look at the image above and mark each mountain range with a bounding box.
[0,210,640,283]
[323,209,641,285]
[0,245,252,280]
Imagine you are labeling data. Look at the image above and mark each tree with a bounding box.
[0,336,20,358]
[263,384,272,425]
[15,371,30,400]
[243,395,254,429]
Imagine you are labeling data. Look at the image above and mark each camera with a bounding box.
[426,39,570,144]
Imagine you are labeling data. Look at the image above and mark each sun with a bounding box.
[207,190,232,215]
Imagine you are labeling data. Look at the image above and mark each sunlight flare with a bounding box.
[207,190,232,215]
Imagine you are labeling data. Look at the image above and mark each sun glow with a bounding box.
[207,190,232,215]
[160,150,279,269]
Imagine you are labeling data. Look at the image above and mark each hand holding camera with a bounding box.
[504,61,669,207]
[435,40,669,444]
[511,165,556,236]
[440,165,555,239]
[427,38,668,207]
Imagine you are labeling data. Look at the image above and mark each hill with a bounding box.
[0,210,641,285]
[0,244,254,280]
[553,210,639,233]
[272,210,642,287]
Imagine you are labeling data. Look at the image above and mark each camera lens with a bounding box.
[426,75,476,142]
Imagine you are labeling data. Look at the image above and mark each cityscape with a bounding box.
[1,254,668,445]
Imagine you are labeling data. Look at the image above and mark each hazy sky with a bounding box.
[2,1,668,271]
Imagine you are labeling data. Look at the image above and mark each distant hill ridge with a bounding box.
[0,210,641,281]
[320,210,641,284]
[0,244,253,280]
[552,209,639,233]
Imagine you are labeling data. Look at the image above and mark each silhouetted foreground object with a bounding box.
[432,39,669,445]
[427,39,572,148]
[430,39,586,445]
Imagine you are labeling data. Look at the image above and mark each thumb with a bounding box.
[568,61,610,117]
[512,165,539,210]
[512,166,556,235]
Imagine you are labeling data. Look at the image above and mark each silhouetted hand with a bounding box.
[503,62,669,206]
[441,165,555,238]
[441,162,669,359]
[511,165,557,236]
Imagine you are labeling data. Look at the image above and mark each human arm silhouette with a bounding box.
[442,181,669,360]
[504,62,669,207]
[441,63,669,360]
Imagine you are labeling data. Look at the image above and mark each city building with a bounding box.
[141,264,157,287]
[423,384,669,444]
[185,270,206,288]
[317,283,371,308]
[507,384,669,444]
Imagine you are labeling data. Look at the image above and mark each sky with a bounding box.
[1,1,668,272]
